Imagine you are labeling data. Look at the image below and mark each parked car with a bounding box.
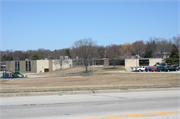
[168,66,178,71]
[145,67,154,72]
[164,66,171,72]
[156,66,165,72]
[173,66,179,71]
[132,67,139,72]
[177,66,179,70]
[151,67,157,72]
[136,66,148,72]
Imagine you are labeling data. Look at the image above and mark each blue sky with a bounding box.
[1,0,179,51]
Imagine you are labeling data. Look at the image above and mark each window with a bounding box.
[44,68,49,72]
[15,62,17,68]
[139,60,149,66]
[26,61,28,71]
[29,61,31,71]
[15,61,20,71]
[18,62,20,71]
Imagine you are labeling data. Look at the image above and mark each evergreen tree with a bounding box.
[144,40,157,58]
[31,53,41,60]
[165,44,179,65]
[65,49,71,58]
[170,44,179,58]
[10,56,13,60]
[144,43,152,58]
[2,55,13,61]
[3,55,6,61]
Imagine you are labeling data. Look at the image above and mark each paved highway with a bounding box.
[0,90,180,119]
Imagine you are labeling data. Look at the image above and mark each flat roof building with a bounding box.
[4,59,72,73]
[2,58,163,73]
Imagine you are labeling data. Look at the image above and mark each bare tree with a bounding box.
[36,48,52,59]
[132,40,146,57]
[0,51,5,61]
[173,35,180,51]
[26,50,36,59]
[155,38,172,58]
[148,37,159,57]
[72,38,97,73]
[106,44,121,68]
[54,59,62,70]
[97,46,106,58]
[119,43,134,58]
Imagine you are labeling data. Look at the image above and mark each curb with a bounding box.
[0,88,179,97]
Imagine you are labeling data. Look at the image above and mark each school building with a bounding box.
[93,58,163,67]
[3,58,162,73]
[4,59,73,73]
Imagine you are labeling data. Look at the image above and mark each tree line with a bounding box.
[1,36,179,64]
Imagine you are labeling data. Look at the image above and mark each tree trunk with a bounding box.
[86,65,88,73]
[85,58,88,73]
[114,59,115,69]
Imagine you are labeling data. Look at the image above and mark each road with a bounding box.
[0,90,180,119]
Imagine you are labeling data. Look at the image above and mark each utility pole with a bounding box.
[71,64,72,75]
[92,58,94,75]
[83,59,84,75]
[63,60,64,76]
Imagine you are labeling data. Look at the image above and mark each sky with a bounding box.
[1,0,179,51]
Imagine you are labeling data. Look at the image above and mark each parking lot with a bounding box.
[130,70,180,73]
[131,65,179,73]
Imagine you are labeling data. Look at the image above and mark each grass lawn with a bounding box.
[24,66,126,77]
[0,72,179,93]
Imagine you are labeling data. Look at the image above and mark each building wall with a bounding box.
[22,60,37,73]
[4,58,163,73]
[51,60,61,71]
[36,60,49,73]
[30,60,37,73]
[20,61,26,72]
[109,60,125,65]
[5,61,15,71]
[149,59,162,66]
[125,59,139,67]
[51,59,72,71]
[49,60,53,72]
[5,60,37,73]
[93,60,104,65]
[104,60,109,67]
[63,59,72,69]
[5,61,10,71]
[125,58,162,67]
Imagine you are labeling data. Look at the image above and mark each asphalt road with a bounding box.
[0,90,180,119]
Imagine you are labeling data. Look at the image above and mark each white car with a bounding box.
[136,66,148,72]
[132,67,139,72]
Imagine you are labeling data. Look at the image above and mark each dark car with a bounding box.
[145,67,154,72]
[173,66,179,71]
[164,66,171,72]
[177,66,179,70]
[156,66,165,72]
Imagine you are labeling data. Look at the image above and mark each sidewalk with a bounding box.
[0,88,179,97]
[125,67,132,72]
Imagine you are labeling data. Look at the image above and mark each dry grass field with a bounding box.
[26,66,126,77]
[0,72,179,93]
